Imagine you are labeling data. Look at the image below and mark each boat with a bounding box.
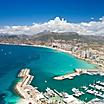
[81,86,88,90]
[45,80,47,83]
[72,88,84,97]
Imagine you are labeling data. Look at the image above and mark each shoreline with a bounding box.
[0,42,101,69]
[0,42,101,68]
[1,43,103,104]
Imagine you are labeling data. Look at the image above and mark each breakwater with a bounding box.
[54,69,104,80]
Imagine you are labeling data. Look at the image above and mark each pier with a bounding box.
[54,68,104,80]
[14,68,45,104]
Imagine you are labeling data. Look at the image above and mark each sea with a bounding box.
[0,44,104,104]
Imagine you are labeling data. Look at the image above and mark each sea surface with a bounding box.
[0,44,103,104]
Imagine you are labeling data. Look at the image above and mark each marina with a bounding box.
[70,80,104,102]
[15,69,104,104]
[15,69,86,104]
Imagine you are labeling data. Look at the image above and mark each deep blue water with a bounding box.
[0,44,102,104]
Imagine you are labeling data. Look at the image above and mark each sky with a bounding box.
[0,0,104,35]
[0,0,104,25]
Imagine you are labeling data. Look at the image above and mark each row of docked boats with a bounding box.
[86,89,104,98]
[72,88,84,97]
[96,81,104,86]
[86,81,104,98]
[89,81,104,91]
[89,84,104,92]
[72,81,104,99]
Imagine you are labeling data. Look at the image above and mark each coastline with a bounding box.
[1,43,104,104]
[0,42,100,69]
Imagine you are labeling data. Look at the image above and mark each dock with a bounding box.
[14,68,45,104]
[53,69,104,80]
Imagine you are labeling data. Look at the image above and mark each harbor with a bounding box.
[14,68,86,104]
[0,44,104,104]
[15,68,104,104]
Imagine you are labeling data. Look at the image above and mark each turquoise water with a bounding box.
[0,44,102,104]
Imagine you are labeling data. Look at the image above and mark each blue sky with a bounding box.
[0,0,104,25]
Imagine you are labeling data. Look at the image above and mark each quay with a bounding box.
[54,68,104,80]
[14,68,45,104]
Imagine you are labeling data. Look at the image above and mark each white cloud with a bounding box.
[91,17,94,20]
[0,16,104,35]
